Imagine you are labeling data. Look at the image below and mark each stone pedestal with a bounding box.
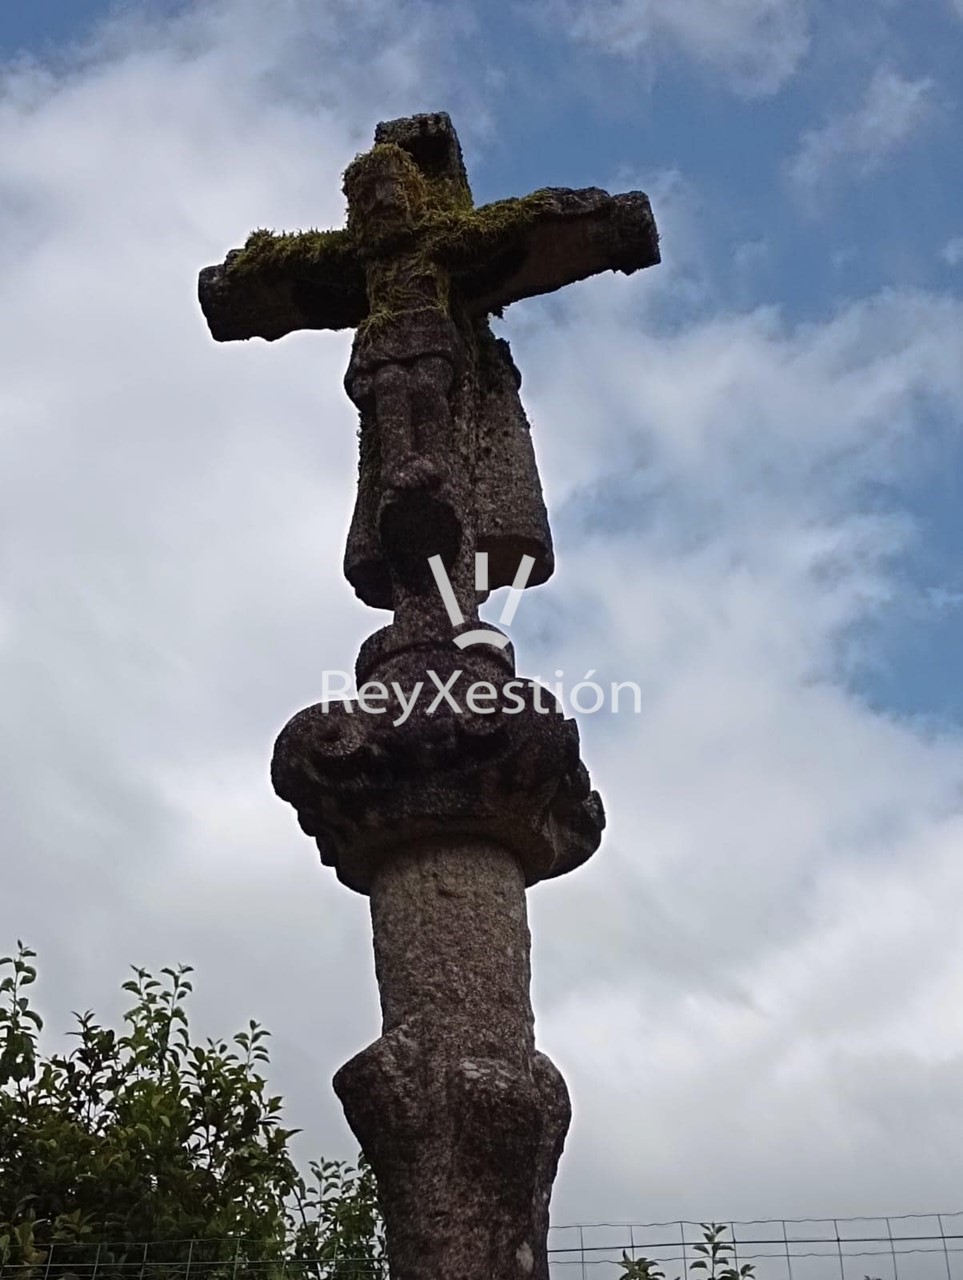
[272,638,604,1280]
[335,841,569,1280]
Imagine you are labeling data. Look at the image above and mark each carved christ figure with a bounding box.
[198,112,659,612]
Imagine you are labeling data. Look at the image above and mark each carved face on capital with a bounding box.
[343,144,426,244]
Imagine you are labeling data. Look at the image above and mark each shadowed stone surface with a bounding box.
[271,641,602,895]
[198,112,658,613]
[198,112,658,1280]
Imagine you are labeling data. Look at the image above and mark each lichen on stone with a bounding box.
[357,256,452,337]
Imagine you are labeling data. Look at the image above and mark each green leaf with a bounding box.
[0,944,386,1263]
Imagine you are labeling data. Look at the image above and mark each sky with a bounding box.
[1,0,963,1260]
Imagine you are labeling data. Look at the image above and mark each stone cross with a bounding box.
[199,112,658,1280]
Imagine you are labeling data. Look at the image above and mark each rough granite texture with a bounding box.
[198,112,659,1280]
[334,841,571,1280]
[271,640,603,895]
[198,111,659,613]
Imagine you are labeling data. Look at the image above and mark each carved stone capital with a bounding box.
[271,642,604,894]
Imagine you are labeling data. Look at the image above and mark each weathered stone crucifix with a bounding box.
[199,112,658,1280]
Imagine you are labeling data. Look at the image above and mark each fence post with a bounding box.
[885,1217,899,1280]
[937,1215,953,1280]
[782,1219,794,1280]
[833,1220,845,1280]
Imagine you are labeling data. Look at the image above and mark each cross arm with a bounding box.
[198,228,367,342]
[441,187,659,316]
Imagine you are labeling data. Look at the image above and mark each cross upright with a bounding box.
[201,112,657,621]
[199,112,659,1280]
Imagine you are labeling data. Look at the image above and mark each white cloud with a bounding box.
[543,0,811,96]
[507,254,963,1219]
[943,235,963,266]
[0,0,485,1163]
[788,67,936,204]
[2,0,963,1240]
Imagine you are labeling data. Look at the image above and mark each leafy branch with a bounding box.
[619,1223,755,1280]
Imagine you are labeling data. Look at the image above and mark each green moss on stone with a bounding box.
[428,191,557,263]
[227,225,355,275]
[221,143,555,328]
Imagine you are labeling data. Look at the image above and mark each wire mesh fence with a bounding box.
[2,1214,961,1280]
[547,1214,963,1280]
